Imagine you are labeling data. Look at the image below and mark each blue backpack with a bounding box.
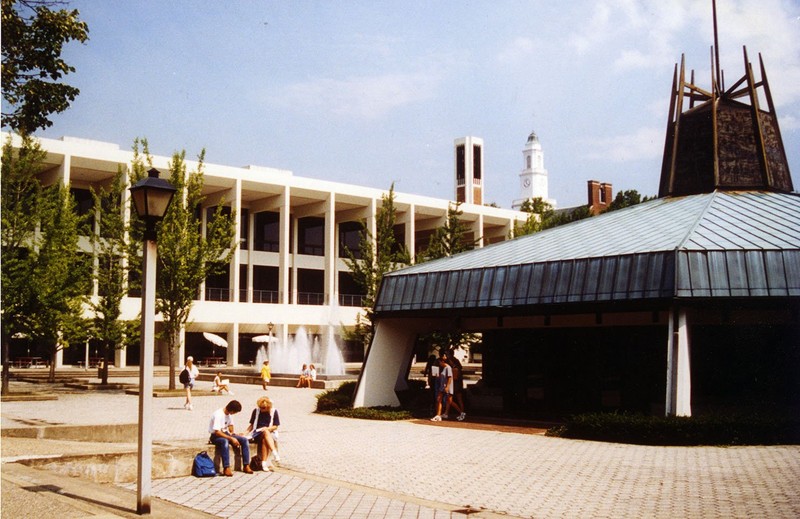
[192,451,216,477]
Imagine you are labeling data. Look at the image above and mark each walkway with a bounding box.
[2,374,799,518]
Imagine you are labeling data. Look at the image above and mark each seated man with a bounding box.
[245,396,281,470]
[208,400,253,476]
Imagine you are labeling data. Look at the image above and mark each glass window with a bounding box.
[339,221,362,259]
[254,211,280,252]
[298,217,324,256]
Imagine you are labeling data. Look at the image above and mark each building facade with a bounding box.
[4,133,527,370]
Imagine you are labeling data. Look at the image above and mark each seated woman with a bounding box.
[296,364,309,388]
[306,364,317,388]
[212,371,233,395]
[245,396,281,469]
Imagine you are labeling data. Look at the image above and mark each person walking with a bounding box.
[431,354,465,421]
[182,356,200,410]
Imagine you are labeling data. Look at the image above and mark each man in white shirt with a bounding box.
[208,400,253,476]
[430,354,466,422]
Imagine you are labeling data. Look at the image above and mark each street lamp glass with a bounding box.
[129,168,177,220]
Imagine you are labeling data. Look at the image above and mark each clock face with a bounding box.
[523,178,531,188]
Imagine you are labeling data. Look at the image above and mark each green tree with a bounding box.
[514,197,593,237]
[129,141,237,389]
[419,201,478,261]
[603,189,654,213]
[1,135,43,393]
[1,0,89,133]
[88,169,139,385]
[343,184,410,350]
[28,179,90,381]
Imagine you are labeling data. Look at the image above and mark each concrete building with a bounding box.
[3,133,527,370]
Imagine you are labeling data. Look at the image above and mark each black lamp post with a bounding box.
[129,168,175,515]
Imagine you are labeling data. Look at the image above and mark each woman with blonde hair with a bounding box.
[245,396,281,470]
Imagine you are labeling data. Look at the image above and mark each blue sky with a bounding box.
[37,0,800,209]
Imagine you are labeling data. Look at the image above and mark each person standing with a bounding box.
[245,396,281,470]
[260,360,271,390]
[208,400,253,476]
[446,349,466,421]
[183,356,200,410]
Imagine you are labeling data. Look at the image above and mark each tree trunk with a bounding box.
[48,350,57,383]
[1,332,10,395]
[167,329,177,390]
[100,341,110,385]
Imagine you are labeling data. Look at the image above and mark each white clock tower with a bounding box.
[513,131,555,209]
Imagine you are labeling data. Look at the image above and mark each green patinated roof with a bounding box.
[375,191,800,313]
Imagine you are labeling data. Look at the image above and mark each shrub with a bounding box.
[314,380,411,420]
[546,412,800,446]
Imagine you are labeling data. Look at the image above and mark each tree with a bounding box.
[603,189,654,213]
[88,169,139,385]
[419,202,477,261]
[1,134,43,393]
[1,0,89,133]
[342,185,410,350]
[514,197,593,237]
[129,141,237,389]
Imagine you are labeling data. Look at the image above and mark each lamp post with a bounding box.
[129,168,176,515]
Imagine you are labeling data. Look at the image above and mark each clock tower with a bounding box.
[513,131,554,209]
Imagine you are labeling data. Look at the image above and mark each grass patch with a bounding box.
[315,380,414,420]
[546,412,800,446]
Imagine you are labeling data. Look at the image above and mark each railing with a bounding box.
[297,292,324,305]
[205,287,231,302]
[252,289,280,304]
[339,293,366,307]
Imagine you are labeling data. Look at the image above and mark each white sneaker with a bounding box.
[187,404,193,411]
[430,415,442,422]
[272,452,281,463]
[457,412,466,421]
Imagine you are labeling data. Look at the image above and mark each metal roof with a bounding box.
[375,191,800,313]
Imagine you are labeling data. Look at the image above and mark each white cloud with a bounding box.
[268,70,442,120]
[584,126,664,162]
[497,37,538,64]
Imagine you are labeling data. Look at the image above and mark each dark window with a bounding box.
[473,144,482,180]
[70,188,94,235]
[239,264,247,301]
[205,264,231,301]
[254,211,280,252]
[456,145,465,184]
[252,265,279,303]
[339,221,362,259]
[297,268,324,305]
[392,223,405,256]
[298,217,324,256]
[338,271,365,307]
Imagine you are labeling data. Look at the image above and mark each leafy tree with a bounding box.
[129,140,237,389]
[28,180,89,381]
[419,201,478,261]
[1,0,89,133]
[342,185,410,350]
[514,197,593,237]
[603,189,654,213]
[1,135,43,393]
[88,170,140,385]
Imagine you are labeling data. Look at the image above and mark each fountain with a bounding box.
[253,324,345,376]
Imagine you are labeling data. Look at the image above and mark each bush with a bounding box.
[546,412,800,446]
[314,380,412,420]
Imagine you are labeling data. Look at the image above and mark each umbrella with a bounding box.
[203,332,228,357]
[252,334,277,344]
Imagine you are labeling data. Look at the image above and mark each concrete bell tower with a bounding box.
[455,136,483,205]
[513,131,554,209]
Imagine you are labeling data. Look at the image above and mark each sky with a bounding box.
[33,0,800,209]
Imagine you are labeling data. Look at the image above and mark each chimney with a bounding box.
[587,180,613,215]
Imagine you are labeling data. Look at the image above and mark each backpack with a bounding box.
[249,455,263,472]
[192,451,216,477]
[179,368,190,384]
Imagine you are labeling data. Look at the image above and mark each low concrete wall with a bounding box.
[2,423,139,442]
[16,445,199,483]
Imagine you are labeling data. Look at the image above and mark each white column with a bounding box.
[665,306,692,416]
[405,203,416,263]
[324,193,336,305]
[227,324,239,366]
[473,214,484,248]
[279,186,291,305]
[230,179,242,302]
